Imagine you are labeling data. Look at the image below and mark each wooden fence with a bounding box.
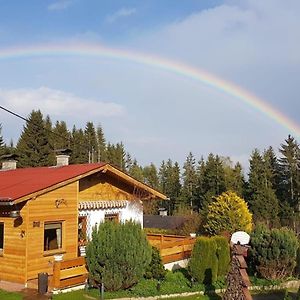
[52,256,88,290]
[147,234,196,264]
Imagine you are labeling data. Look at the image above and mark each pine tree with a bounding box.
[52,120,70,150]
[106,142,126,170]
[222,157,245,197]
[128,159,144,181]
[16,110,52,167]
[247,149,279,224]
[96,124,106,162]
[158,160,167,193]
[200,153,226,211]
[165,160,181,213]
[143,163,159,189]
[70,126,87,164]
[84,122,98,163]
[181,152,197,210]
[278,135,300,211]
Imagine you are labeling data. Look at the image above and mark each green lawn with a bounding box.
[0,289,22,300]
[52,291,220,300]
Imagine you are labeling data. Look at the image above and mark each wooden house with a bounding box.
[0,155,166,286]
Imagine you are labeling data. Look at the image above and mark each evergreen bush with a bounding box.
[145,246,166,280]
[188,237,218,284]
[250,224,298,280]
[212,236,230,277]
[204,191,252,235]
[86,221,152,291]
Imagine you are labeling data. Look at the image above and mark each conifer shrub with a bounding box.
[250,224,298,280]
[212,235,230,277]
[204,191,252,235]
[144,246,166,280]
[188,237,218,284]
[86,221,152,291]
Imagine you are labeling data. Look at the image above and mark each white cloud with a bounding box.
[106,8,137,23]
[48,0,72,11]
[0,87,125,121]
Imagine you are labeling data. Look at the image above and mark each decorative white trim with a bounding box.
[79,200,127,210]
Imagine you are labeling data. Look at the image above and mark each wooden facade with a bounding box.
[0,163,166,286]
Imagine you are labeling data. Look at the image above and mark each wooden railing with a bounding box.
[53,256,88,290]
[147,234,196,264]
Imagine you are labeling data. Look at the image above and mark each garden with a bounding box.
[53,192,300,299]
[3,191,300,300]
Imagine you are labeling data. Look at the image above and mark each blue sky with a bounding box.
[0,0,299,169]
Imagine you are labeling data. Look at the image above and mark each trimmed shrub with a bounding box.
[188,237,218,284]
[86,221,152,291]
[145,246,166,280]
[250,224,298,280]
[212,236,230,277]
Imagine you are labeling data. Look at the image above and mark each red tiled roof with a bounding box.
[0,163,106,202]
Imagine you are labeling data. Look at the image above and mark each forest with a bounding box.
[0,109,299,230]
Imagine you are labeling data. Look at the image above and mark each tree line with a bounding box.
[0,109,299,227]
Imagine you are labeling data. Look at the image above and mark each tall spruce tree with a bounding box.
[70,126,87,164]
[278,135,300,211]
[106,142,126,170]
[143,163,159,189]
[84,122,98,163]
[96,124,106,162]
[222,157,245,197]
[158,160,167,193]
[181,152,197,210]
[165,160,181,213]
[128,159,144,181]
[247,149,279,224]
[16,110,52,167]
[200,153,226,211]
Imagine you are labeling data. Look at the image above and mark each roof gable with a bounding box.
[0,163,166,203]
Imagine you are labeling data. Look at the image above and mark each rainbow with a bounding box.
[0,43,299,137]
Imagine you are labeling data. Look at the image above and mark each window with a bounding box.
[0,223,3,254]
[104,213,119,223]
[44,222,62,251]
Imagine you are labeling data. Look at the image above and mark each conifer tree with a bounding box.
[165,160,181,212]
[181,152,197,210]
[70,126,87,164]
[247,149,279,224]
[128,159,144,181]
[222,157,245,197]
[278,135,300,211]
[158,160,167,193]
[200,153,226,211]
[143,163,159,189]
[16,110,52,167]
[84,121,97,163]
[106,142,126,170]
[53,120,70,150]
[96,124,106,162]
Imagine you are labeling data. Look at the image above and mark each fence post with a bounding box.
[160,234,164,249]
[53,261,61,289]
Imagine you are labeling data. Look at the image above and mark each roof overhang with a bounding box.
[7,163,167,204]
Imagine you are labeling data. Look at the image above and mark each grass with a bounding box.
[0,289,22,300]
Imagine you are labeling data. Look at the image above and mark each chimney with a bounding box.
[2,160,17,170]
[54,149,72,167]
[56,155,70,167]
[1,154,18,170]
[158,207,168,216]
